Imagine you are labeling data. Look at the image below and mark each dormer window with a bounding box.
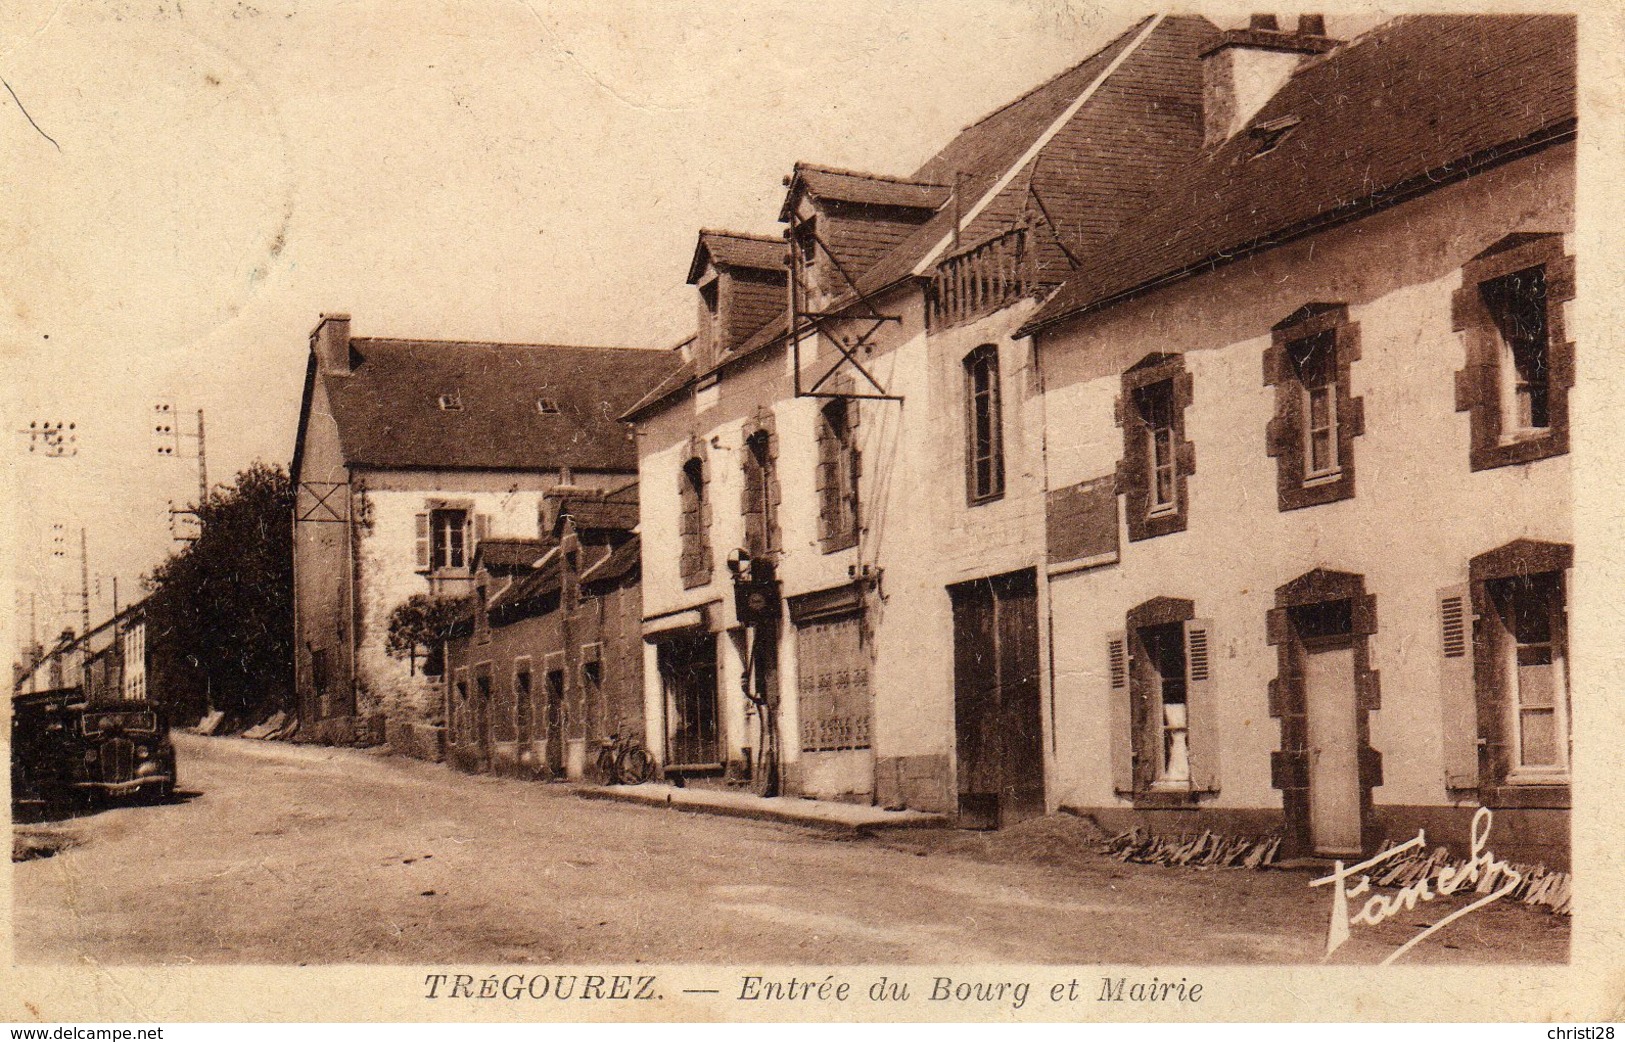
[1249,116,1300,158]
[437,394,463,412]
[536,398,561,415]
[794,219,817,266]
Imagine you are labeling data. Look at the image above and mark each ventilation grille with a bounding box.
[1441,596,1467,658]
[1188,627,1210,682]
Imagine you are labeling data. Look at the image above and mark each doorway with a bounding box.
[544,669,566,776]
[659,633,720,769]
[1297,600,1361,855]
[474,666,493,772]
[1268,571,1380,858]
[950,569,1044,828]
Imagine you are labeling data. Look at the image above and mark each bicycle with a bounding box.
[594,732,656,786]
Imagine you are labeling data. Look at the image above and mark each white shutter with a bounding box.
[1438,584,1478,790]
[1184,618,1219,793]
[414,513,430,570]
[1106,630,1134,795]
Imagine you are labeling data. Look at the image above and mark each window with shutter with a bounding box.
[817,399,859,553]
[1437,584,1478,790]
[1183,619,1219,793]
[427,508,469,571]
[1106,631,1134,795]
[415,513,430,570]
[679,454,711,588]
[741,426,779,557]
[1466,541,1572,807]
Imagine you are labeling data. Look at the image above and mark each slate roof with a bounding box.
[581,533,641,590]
[646,15,1218,401]
[779,164,951,220]
[688,230,786,283]
[1021,15,1577,334]
[545,481,641,535]
[473,538,549,576]
[319,338,678,472]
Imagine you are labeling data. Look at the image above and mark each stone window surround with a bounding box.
[740,408,783,559]
[1115,353,1195,542]
[1264,303,1365,511]
[1467,538,1572,810]
[1453,233,1575,472]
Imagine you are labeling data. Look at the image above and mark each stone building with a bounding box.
[289,314,674,753]
[624,15,1226,819]
[1018,15,1575,865]
[442,483,646,780]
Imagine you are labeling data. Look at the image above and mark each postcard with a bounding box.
[4,0,1621,1025]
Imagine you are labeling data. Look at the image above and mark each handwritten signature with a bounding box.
[1309,807,1521,964]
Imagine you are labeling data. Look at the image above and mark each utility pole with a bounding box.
[196,408,208,507]
[79,527,91,637]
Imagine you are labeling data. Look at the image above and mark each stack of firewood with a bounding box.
[1102,827,1281,869]
[1102,828,1572,917]
[1365,838,1572,917]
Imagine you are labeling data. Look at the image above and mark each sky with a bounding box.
[0,1,1381,652]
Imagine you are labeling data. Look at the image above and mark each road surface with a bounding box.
[12,733,1568,965]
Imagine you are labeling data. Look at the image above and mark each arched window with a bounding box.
[964,345,1005,503]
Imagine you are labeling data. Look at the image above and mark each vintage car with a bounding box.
[11,691,177,808]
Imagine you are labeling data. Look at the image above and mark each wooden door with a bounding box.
[544,670,566,775]
[474,668,493,771]
[1304,644,1362,855]
[951,570,1043,828]
[794,613,873,799]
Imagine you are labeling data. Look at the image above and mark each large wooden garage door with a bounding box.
[797,614,871,753]
[951,569,1044,828]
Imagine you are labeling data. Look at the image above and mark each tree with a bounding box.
[144,462,294,725]
[385,593,468,679]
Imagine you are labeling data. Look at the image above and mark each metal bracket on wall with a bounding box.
[786,201,903,403]
[295,481,350,524]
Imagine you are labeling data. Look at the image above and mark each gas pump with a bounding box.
[727,549,782,796]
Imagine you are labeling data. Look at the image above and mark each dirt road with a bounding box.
[12,733,1568,965]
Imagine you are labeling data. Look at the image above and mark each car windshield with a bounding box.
[82,711,158,735]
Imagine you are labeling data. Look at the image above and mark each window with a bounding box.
[678,452,712,588]
[1107,598,1218,799]
[311,648,329,695]
[1138,383,1177,514]
[794,219,817,266]
[437,394,462,411]
[1482,267,1550,433]
[1116,354,1193,541]
[1140,624,1190,785]
[536,398,560,415]
[1454,234,1574,471]
[1445,539,1573,806]
[741,427,779,557]
[1492,573,1567,776]
[816,399,860,552]
[964,345,1005,503]
[430,509,467,570]
[514,661,533,744]
[1266,304,1362,509]
[1294,333,1339,479]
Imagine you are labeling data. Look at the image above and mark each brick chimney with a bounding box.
[1203,15,1336,147]
[311,313,354,375]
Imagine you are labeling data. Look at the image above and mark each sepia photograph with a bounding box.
[4,0,1619,1025]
